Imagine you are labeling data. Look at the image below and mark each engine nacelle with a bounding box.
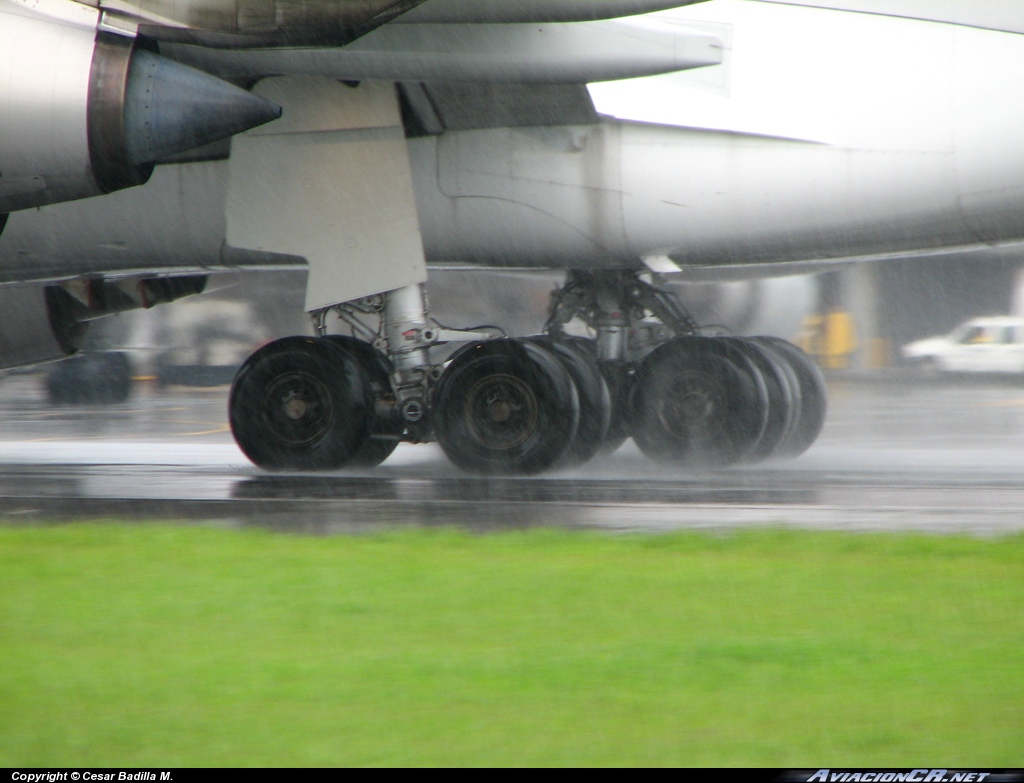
[0,286,88,369]
[0,274,208,370]
[0,7,281,214]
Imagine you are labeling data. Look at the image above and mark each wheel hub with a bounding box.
[262,371,333,445]
[283,393,309,420]
[657,373,723,440]
[489,400,513,423]
[678,389,714,420]
[465,373,539,450]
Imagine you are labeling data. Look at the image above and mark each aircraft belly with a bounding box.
[410,120,985,270]
[5,116,1024,282]
[619,124,973,267]
[952,26,1024,243]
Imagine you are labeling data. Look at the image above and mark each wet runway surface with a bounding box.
[1,372,1024,535]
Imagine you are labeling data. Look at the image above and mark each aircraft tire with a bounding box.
[629,336,769,468]
[524,336,611,468]
[229,336,368,471]
[750,337,827,457]
[721,337,800,463]
[433,338,580,475]
[323,335,401,468]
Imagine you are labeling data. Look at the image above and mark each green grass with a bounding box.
[0,524,1022,766]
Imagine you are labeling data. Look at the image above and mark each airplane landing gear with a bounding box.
[229,271,827,474]
[541,270,827,469]
[750,336,827,458]
[629,336,768,467]
[522,336,611,468]
[433,339,581,474]
[229,336,370,470]
[323,335,403,468]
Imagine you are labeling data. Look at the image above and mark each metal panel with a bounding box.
[401,83,598,134]
[225,77,427,312]
[412,123,629,267]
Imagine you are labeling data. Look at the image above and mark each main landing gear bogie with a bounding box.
[228,272,828,474]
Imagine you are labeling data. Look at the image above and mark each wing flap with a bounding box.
[400,82,598,135]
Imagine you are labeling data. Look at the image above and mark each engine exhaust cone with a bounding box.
[123,49,282,166]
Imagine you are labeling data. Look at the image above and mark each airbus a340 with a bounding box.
[2,0,1023,474]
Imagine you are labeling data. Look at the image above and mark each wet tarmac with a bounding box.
[1,372,1024,535]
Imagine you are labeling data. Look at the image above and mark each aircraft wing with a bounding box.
[63,0,428,47]
[63,0,710,46]
[160,11,723,132]
[755,0,1024,36]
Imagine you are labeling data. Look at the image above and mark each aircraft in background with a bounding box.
[2,0,1024,474]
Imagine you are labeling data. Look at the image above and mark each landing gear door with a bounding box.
[225,77,427,312]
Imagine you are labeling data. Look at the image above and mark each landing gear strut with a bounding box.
[228,271,827,474]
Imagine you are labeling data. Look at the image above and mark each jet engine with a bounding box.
[0,285,89,369]
[0,275,207,370]
[0,6,281,214]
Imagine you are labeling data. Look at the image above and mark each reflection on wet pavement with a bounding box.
[0,373,1023,535]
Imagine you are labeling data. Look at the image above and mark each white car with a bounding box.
[902,317,1024,374]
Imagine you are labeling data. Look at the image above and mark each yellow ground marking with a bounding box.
[177,425,232,436]
[17,424,230,442]
[27,407,189,418]
[979,399,1024,407]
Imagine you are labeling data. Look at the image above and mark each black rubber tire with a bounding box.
[323,336,402,468]
[47,351,133,405]
[750,337,827,457]
[524,336,611,468]
[721,337,799,463]
[434,339,580,475]
[229,336,368,471]
[629,336,769,468]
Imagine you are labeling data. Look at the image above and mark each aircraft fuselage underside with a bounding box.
[2,113,1020,282]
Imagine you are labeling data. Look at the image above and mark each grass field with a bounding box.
[0,523,1022,766]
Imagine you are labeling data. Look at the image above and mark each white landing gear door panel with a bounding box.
[225,77,427,312]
